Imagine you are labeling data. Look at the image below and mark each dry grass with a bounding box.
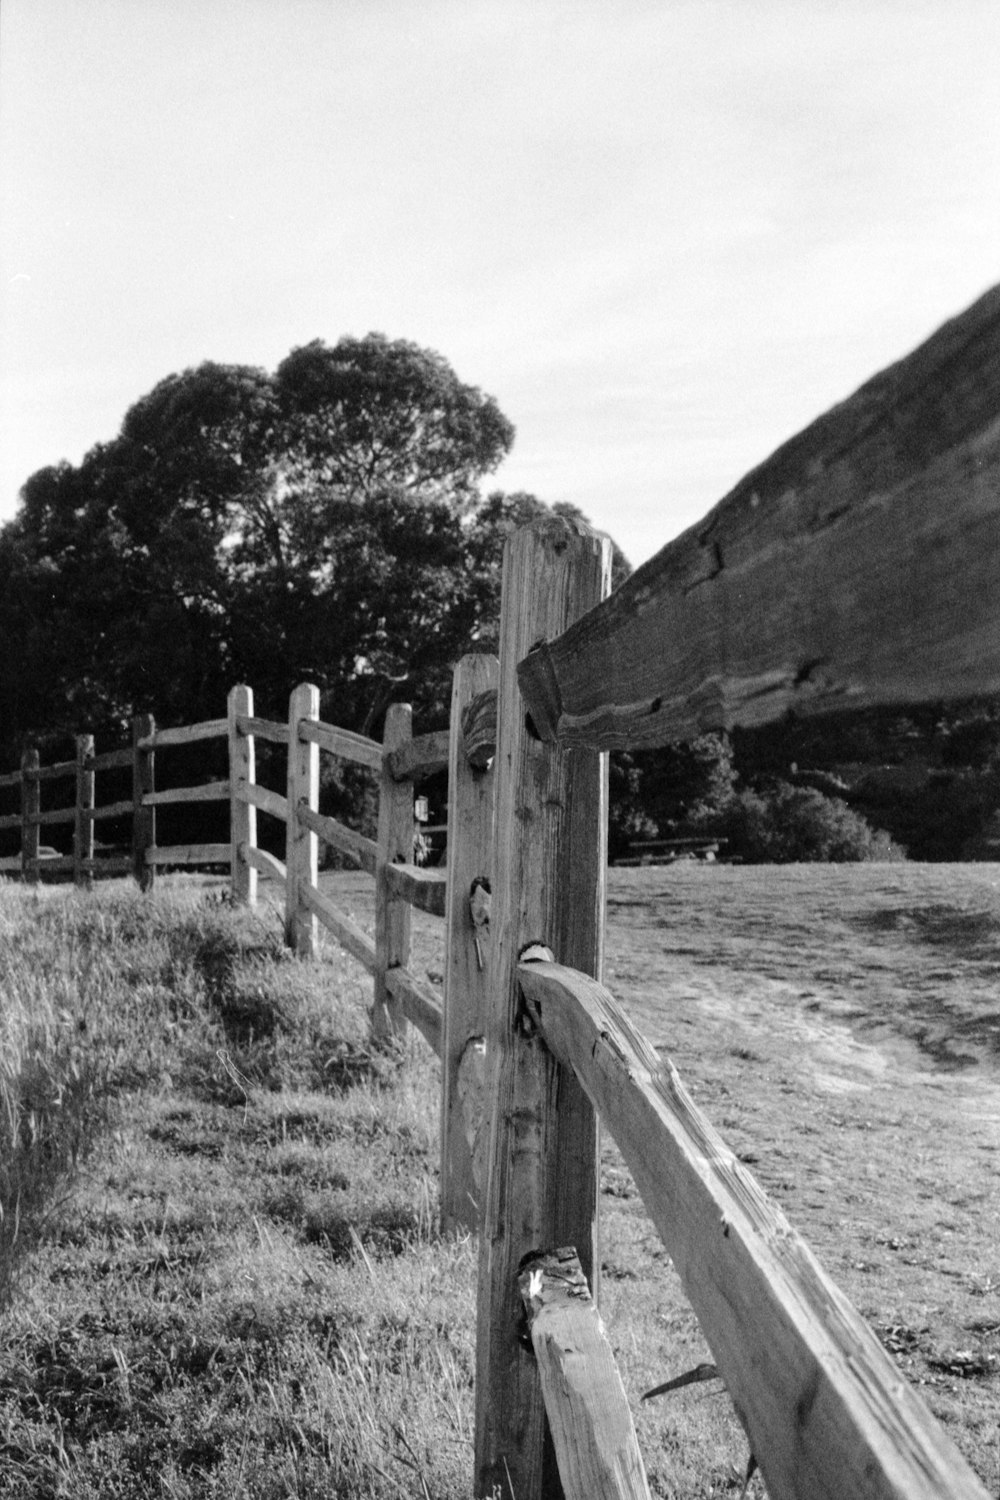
[0,866,998,1497]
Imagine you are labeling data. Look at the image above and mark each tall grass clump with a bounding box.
[0,880,274,1308]
[0,888,109,1307]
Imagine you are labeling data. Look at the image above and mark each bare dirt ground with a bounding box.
[601,862,1000,1480]
[314,860,1000,1486]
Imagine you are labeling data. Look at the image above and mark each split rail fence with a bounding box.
[2,519,994,1500]
[3,361,998,1497]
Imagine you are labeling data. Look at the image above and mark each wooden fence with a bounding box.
[3,287,998,1498]
[0,671,499,1231]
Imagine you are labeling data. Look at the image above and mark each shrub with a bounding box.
[704,782,904,864]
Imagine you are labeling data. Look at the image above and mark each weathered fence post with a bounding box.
[228,685,257,907]
[132,714,156,892]
[475,518,611,1500]
[286,682,320,955]
[372,703,413,1039]
[441,654,498,1233]
[20,748,40,883]
[74,734,95,889]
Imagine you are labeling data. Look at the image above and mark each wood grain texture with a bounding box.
[518,1247,651,1500]
[383,862,447,916]
[518,284,1000,750]
[460,688,498,768]
[235,714,290,746]
[384,728,451,783]
[296,805,378,875]
[136,718,228,749]
[441,654,498,1233]
[228,686,257,906]
[299,717,382,770]
[239,783,289,823]
[517,960,990,1500]
[144,781,230,807]
[132,715,155,892]
[86,798,135,822]
[299,881,377,973]
[285,683,320,955]
[476,517,611,1500]
[81,856,133,877]
[20,749,39,879]
[373,703,414,1039]
[384,965,443,1054]
[74,735,95,889]
[240,843,286,885]
[146,844,231,866]
[27,807,76,826]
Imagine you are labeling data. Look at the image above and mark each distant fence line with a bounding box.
[0,509,993,1499]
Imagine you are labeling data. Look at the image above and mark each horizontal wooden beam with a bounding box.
[518,1247,651,1500]
[82,855,133,877]
[146,843,231,866]
[27,855,75,874]
[296,804,378,875]
[298,881,377,973]
[298,718,382,771]
[384,861,447,917]
[384,729,451,783]
[384,965,443,1055]
[26,807,76,827]
[235,713,290,745]
[517,959,989,1500]
[87,746,134,771]
[144,780,230,807]
[137,717,228,749]
[0,813,20,830]
[0,855,21,871]
[88,799,134,822]
[238,781,288,822]
[0,770,23,789]
[239,843,287,884]
[32,760,77,782]
[518,285,1000,750]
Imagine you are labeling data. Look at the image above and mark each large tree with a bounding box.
[0,337,632,759]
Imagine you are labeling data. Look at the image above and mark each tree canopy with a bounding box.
[0,335,625,759]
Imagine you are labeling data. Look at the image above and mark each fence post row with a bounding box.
[1,507,993,1499]
[475,518,612,1500]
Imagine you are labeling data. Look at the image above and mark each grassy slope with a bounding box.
[0,867,998,1497]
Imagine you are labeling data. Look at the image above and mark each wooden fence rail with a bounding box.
[0,603,993,1499]
[2,286,997,1500]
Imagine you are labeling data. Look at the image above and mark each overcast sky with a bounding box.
[2,0,997,567]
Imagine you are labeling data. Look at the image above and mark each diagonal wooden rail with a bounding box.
[516,957,989,1500]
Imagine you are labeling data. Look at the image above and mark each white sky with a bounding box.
[2,0,998,568]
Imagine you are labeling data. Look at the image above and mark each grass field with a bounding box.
[0,864,998,1497]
